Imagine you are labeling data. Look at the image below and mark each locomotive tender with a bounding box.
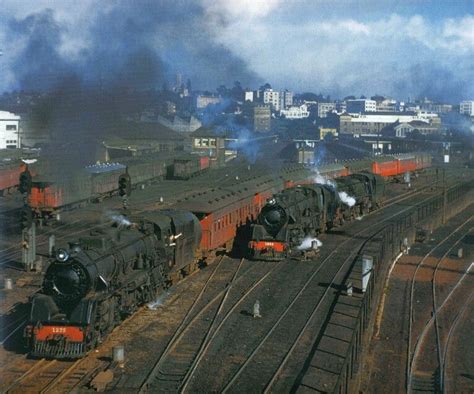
[248,173,385,260]
[25,209,201,358]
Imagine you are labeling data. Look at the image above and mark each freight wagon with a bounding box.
[172,155,210,180]
[26,153,211,218]
[0,149,40,195]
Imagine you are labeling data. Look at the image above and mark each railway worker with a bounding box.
[253,300,262,318]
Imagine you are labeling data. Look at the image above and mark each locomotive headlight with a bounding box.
[56,248,69,262]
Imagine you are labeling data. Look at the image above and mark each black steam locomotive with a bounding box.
[25,210,201,358]
[248,173,385,260]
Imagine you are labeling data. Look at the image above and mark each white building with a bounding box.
[460,101,474,116]
[376,99,398,112]
[346,99,377,113]
[280,104,310,119]
[196,95,221,109]
[0,111,21,149]
[263,89,281,111]
[317,102,336,118]
[244,91,254,102]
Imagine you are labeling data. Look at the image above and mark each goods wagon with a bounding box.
[172,155,210,180]
[25,152,212,218]
[0,149,41,195]
[29,163,126,215]
[0,160,27,195]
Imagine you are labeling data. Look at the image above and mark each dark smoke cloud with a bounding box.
[6,1,260,169]
[9,9,73,91]
[393,62,470,103]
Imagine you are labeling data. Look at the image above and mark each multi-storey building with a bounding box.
[280,90,294,109]
[263,89,281,111]
[0,111,21,149]
[317,102,336,118]
[346,99,377,113]
[460,101,474,116]
[253,104,271,132]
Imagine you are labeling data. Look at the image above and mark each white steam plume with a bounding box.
[147,290,172,310]
[313,168,356,207]
[107,211,132,227]
[338,191,356,207]
[313,169,336,187]
[297,236,323,251]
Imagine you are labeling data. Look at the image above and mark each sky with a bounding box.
[0,0,472,102]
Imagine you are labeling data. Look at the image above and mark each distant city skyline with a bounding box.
[0,0,472,102]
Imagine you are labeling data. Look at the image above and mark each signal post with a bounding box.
[19,167,37,271]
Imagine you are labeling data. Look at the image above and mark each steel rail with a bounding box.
[138,255,227,392]
[406,216,473,393]
[221,190,442,393]
[442,291,474,393]
[2,359,53,393]
[180,261,283,393]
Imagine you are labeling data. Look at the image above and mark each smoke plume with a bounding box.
[4,1,260,168]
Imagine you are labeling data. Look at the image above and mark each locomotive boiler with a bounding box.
[249,173,384,260]
[25,209,201,358]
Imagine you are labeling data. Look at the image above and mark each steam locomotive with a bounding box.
[248,173,385,260]
[25,209,201,358]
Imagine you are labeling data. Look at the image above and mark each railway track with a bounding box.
[406,216,473,393]
[138,256,281,392]
[2,358,83,393]
[442,292,474,393]
[165,188,452,392]
[0,172,467,392]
